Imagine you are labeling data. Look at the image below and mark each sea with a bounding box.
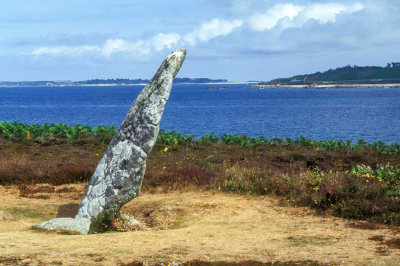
[1,84,400,143]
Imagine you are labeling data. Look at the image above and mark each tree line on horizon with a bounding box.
[0,77,228,86]
[265,62,400,85]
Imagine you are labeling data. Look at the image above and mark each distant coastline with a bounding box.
[250,83,400,89]
[0,77,245,88]
[253,62,400,89]
[2,81,398,89]
[0,82,254,88]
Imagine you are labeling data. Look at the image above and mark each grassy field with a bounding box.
[1,185,400,265]
[1,123,400,264]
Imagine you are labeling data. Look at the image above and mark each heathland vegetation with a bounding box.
[1,121,400,226]
[261,62,400,85]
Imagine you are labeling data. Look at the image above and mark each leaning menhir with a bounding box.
[34,48,186,234]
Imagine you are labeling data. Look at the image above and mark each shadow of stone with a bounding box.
[56,203,80,218]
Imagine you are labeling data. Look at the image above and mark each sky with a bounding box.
[0,0,399,81]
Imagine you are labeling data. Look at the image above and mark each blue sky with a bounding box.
[0,0,399,81]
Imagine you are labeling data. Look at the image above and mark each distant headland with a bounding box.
[252,62,400,89]
[0,77,229,87]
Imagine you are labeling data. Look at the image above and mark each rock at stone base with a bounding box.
[33,48,186,234]
[0,212,11,221]
[112,214,146,232]
[33,218,90,235]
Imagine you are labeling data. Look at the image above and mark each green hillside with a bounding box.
[266,62,400,84]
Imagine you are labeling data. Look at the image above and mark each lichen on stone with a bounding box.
[33,48,186,235]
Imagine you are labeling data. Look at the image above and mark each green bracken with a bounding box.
[1,122,400,155]
[0,121,116,143]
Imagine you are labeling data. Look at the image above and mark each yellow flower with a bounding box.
[173,137,178,148]
[366,180,369,182]
[96,153,99,156]
[163,147,168,152]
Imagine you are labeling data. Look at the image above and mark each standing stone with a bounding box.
[34,48,186,235]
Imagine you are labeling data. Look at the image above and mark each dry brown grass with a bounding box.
[0,184,400,265]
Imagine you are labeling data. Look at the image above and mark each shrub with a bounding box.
[351,164,400,199]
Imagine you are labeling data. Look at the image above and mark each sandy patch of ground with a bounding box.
[0,184,399,265]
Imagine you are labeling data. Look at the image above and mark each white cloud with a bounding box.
[31,18,243,57]
[101,39,147,57]
[32,45,100,56]
[32,34,180,58]
[249,3,304,31]
[31,2,363,58]
[183,18,243,46]
[248,2,364,31]
[298,3,364,24]
[151,33,181,52]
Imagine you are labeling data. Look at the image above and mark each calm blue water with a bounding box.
[1,84,400,143]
